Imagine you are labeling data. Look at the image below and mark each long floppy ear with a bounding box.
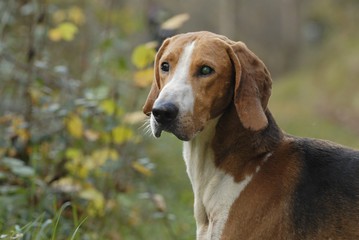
[142,39,171,116]
[227,41,272,131]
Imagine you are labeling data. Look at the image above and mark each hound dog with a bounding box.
[142,31,359,240]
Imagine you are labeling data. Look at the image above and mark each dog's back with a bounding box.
[292,138,359,239]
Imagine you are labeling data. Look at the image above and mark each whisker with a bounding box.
[138,117,153,137]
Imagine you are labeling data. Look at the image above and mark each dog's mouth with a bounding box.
[150,116,192,141]
[153,123,163,138]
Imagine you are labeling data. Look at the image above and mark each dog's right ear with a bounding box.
[142,39,171,116]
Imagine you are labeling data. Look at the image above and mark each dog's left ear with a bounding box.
[227,41,272,131]
[142,39,171,116]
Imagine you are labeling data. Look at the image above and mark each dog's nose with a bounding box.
[152,103,179,125]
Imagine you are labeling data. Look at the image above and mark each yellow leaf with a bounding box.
[134,68,154,88]
[68,6,85,25]
[90,149,107,166]
[132,161,152,177]
[9,116,30,142]
[79,187,105,216]
[131,44,156,69]
[112,126,133,144]
[48,28,62,41]
[100,99,116,115]
[58,22,78,41]
[66,114,83,138]
[65,148,82,159]
[48,22,78,42]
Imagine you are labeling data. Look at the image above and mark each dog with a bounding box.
[142,31,359,239]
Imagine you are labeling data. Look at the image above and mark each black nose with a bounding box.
[152,103,179,125]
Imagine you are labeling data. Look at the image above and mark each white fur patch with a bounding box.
[183,118,254,240]
[155,41,196,114]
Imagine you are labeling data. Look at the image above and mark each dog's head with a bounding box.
[143,31,272,141]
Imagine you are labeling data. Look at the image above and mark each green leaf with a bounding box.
[65,148,82,159]
[12,165,35,177]
[131,45,156,69]
[1,157,24,168]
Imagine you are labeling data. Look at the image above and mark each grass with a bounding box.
[271,73,359,148]
[0,201,87,240]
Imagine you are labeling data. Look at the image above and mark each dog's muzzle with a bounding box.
[151,102,179,138]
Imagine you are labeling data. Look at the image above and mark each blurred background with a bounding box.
[0,0,358,239]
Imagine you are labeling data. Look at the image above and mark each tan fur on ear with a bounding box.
[226,41,272,131]
[142,39,171,116]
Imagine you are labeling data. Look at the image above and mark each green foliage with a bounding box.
[0,0,193,239]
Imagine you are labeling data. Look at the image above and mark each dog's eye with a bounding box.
[199,66,214,76]
[161,62,170,72]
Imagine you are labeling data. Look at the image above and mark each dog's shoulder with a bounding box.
[291,136,359,238]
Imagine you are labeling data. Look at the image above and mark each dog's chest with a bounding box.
[182,120,253,239]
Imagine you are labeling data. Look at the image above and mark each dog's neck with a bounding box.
[182,105,283,238]
[212,105,283,179]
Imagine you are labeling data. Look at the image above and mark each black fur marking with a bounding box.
[292,138,359,237]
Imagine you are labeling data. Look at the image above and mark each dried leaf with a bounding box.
[132,161,152,177]
[161,13,190,30]
[48,28,62,41]
[133,68,154,88]
[123,111,147,124]
[52,9,66,23]
[51,177,82,193]
[84,129,100,141]
[152,194,167,212]
[68,6,85,25]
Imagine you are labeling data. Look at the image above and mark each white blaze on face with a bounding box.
[155,41,196,115]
